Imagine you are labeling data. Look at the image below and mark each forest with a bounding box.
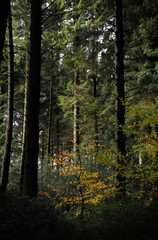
[0,0,158,239]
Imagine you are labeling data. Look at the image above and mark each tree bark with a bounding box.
[73,4,80,155]
[92,40,98,146]
[47,78,53,156]
[0,0,10,64]
[56,105,60,155]
[73,64,80,154]
[0,5,14,193]
[93,75,98,140]
[23,0,42,197]
[41,130,45,187]
[19,49,29,192]
[115,0,126,196]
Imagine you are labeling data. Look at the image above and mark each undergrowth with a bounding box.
[0,192,158,240]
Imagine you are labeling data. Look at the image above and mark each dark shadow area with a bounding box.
[0,192,158,240]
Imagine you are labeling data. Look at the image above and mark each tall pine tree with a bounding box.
[23,0,42,197]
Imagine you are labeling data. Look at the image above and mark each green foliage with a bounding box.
[39,94,158,211]
[0,1,158,238]
[91,199,158,240]
[125,98,158,203]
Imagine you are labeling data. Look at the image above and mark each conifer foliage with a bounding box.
[0,0,158,215]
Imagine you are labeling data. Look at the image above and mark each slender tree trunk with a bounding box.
[0,75,6,174]
[73,65,80,154]
[56,105,60,155]
[93,70,98,146]
[47,78,53,156]
[0,5,14,193]
[19,49,29,192]
[23,0,42,197]
[41,130,45,186]
[0,0,10,64]
[92,40,98,146]
[93,74,99,150]
[55,104,60,177]
[115,0,126,196]
[154,124,158,196]
[0,84,5,124]
[73,6,80,155]
[46,78,53,181]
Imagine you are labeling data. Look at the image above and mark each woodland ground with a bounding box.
[0,192,158,240]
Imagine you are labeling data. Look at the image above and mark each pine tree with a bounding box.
[23,0,42,197]
[0,3,14,193]
[0,0,10,64]
[73,1,80,155]
[114,0,126,196]
[47,78,53,156]
[19,48,29,192]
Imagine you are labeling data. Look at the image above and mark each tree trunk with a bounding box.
[0,5,14,193]
[91,38,98,146]
[73,6,80,155]
[0,0,10,64]
[47,78,53,156]
[0,70,6,175]
[0,84,5,142]
[19,49,29,192]
[92,41,98,146]
[23,0,42,197]
[115,0,126,197]
[73,66,80,155]
[56,105,60,155]
[55,104,60,177]
[41,130,45,187]
[93,74,98,142]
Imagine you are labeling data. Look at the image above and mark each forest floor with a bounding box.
[0,192,158,240]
